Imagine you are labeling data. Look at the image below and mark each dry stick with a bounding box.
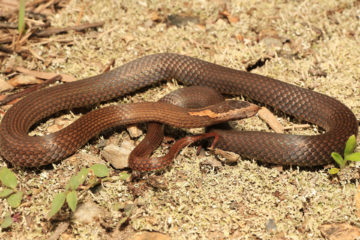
[102,59,116,73]
[35,21,105,37]
[30,37,74,46]
[0,36,13,44]
[283,124,311,130]
[258,107,284,133]
[0,75,62,106]
[0,45,13,53]
[24,46,45,61]
[27,0,53,8]
[0,23,17,29]
[76,4,86,25]
[33,0,61,13]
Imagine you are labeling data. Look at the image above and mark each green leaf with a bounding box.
[328,168,340,175]
[0,188,14,198]
[48,192,66,218]
[90,164,109,178]
[1,215,13,229]
[119,172,131,181]
[7,191,23,208]
[18,0,26,34]
[345,152,360,162]
[0,167,18,189]
[66,191,77,212]
[344,135,357,157]
[78,168,90,180]
[331,152,345,167]
[69,168,89,190]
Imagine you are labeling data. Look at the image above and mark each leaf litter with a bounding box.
[0,0,359,239]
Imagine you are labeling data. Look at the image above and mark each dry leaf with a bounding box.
[47,118,73,133]
[151,12,161,22]
[132,232,171,240]
[9,74,43,87]
[167,14,200,27]
[72,201,107,224]
[258,28,281,41]
[121,34,135,43]
[219,10,239,23]
[235,34,244,43]
[0,77,14,92]
[258,107,284,133]
[15,67,76,82]
[319,223,360,240]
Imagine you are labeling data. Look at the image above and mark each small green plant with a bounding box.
[18,0,26,35]
[329,135,360,174]
[0,167,23,208]
[1,213,13,229]
[48,164,120,218]
[0,167,24,229]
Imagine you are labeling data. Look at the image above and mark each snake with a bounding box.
[0,53,358,169]
[129,86,229,171]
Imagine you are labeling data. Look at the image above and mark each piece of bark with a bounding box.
[127,125,143,138]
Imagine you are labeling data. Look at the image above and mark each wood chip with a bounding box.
[72,201,107,224]
[101,143,134,169]
[127,125,143,138]
[214,148,240,163]
[258,107,284,133]
[48,222,69,240]
[200,158,222,170]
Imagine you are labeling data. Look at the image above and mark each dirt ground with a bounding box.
[1,0,360,239]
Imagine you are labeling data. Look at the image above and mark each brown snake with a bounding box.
[0,53,358,169]
[129,86,229,171]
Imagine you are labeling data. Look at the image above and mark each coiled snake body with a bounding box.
[0,53,358,168]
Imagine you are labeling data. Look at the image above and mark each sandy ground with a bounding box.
[1,0,360,239]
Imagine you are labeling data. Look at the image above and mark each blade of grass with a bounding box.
[18,0,26,34]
